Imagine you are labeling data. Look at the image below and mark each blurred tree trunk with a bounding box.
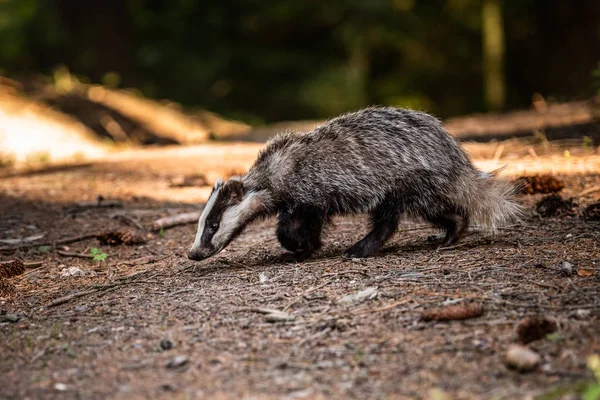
[53,0,136,86]
[348,34,369,109]
[482,0,506,111]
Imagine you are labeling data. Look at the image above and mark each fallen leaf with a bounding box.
[577,268,595,277]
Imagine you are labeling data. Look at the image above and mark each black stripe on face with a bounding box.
[200,188,230,248]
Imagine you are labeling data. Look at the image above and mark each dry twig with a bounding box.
[151,211,201,231]
[57,250,115,259]
[0,233,97,252]
[577,186,600,197]
[48,269,157,307]
[283,279,334,311]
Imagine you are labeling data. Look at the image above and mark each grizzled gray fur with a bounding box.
[188,106,522,261]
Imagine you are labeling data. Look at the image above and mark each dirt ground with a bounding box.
[1,138,600,400]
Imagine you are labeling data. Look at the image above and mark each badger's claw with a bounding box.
[343,245,372,259]
[274,250,313,263]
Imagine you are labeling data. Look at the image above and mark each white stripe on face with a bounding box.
[211,191,260,249]
[190,183,221,253]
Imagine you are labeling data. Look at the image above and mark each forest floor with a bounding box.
[1,132,600,399]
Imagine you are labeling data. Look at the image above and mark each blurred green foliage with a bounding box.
[0,0,598,123]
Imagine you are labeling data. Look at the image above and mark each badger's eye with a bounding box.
[208,222,219,232]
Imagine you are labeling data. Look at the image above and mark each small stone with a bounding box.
[160,339,174,351]
[54,383,68,391]
[166,355,188,369]
[258,272,269,284]
[572,309,591,319]
[559,261,573,276]
[505,344,541,372]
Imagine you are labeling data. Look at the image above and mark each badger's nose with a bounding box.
[187,250,202,261]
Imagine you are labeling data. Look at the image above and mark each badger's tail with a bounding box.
[466,168,524,232]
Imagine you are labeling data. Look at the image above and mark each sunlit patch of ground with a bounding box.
[0,148,599,399]
[0,92,108,166]
[1,137,599,206]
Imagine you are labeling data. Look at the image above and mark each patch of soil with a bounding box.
[1,146,600,399]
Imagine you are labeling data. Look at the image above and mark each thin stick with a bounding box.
[577,186,600,197]
[48,289,100,307]
[151,211,201,231]
[56,250,115,259]
[48,270,156,308]
[57,251,95,259]
[283,279,334,311]
[112,214,145,231]
[24,261,43,268]
[492,144,505,165]
[0,233,97,252]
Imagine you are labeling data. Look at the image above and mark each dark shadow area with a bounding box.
[44,92,179,145]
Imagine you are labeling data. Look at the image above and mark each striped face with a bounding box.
[188,178,252,261]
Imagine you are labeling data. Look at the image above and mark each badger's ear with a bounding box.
[223,179,245,204]
[214,178,225,189]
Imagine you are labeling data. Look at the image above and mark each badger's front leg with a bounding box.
[344,196,402,258]
[276,207,325,261]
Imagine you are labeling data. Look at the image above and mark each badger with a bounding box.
[188,106,521,261]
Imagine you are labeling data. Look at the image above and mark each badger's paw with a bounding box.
[342,245,373,259]
[274,250,313,264]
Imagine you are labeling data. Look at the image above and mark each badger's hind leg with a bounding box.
[425,209,469,247]
[277,207,325,261]
[344,196,402,259]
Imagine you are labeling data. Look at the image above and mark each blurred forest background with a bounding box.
[1,0,599,125]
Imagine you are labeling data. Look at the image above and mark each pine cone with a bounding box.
[535,194,577,218]
[0,260,25,279]
[516,175,565,194]
[0,279,15,297]
[516,316,557,344]
[421,303,484,321]
[97,227,147,245]
[582,202,600,221]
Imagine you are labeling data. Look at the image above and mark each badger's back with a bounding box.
[244,107,520,228]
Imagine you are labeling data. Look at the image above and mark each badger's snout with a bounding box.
[187,249,205,261]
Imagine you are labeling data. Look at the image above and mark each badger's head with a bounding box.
[188,177,265,261]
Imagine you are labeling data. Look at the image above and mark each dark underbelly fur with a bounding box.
[275,193,469,260]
